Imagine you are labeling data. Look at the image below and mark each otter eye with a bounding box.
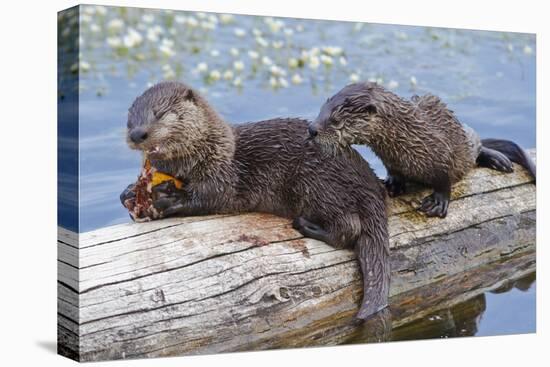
[152,108,165,120]
[330,117,345,129]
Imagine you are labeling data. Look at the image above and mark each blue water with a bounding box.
[58,5,536,340]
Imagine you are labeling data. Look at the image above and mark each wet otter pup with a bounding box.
[310,82,536,218]
[120,81,390,320]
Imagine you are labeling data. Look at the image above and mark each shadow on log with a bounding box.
[57,151,536,361]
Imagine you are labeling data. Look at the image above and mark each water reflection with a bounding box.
[344,272,536,343]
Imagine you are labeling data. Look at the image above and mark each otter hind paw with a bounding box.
[292,217,331,244]
[418,191,449,218]
[477,147,514,173]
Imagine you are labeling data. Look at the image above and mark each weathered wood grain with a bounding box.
[58,151,536,361]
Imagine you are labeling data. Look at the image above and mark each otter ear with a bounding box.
[182,89,194,101]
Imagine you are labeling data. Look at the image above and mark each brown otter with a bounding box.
[120,81,390,320]
[309,82,536,218]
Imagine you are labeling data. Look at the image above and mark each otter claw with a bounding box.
[120,184,136,206]
[418,192,449,218]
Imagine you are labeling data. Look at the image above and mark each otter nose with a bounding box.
[308,124,318,138]
[130,128,148,144]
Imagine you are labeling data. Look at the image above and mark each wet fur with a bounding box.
[124,81,390,320]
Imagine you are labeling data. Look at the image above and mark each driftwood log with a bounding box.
[58,151,536,361]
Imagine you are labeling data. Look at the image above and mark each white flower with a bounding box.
[309,55,320,69]
[201,21,216,31]
[79,60,91,72]
[196,62,208,73]
[233,77,242,87]
[147,28,160,42]
[208,14,218,24]
[219,14,234,24]
[233,60,245,72]
[262,56,273,66]
[107,19,124,31]
[81,14,92,23]
[234,28,246,37]
[210,49,220,57]
[107,37,122,48]
[387,80,399,89]
[95,6,107,15]
[230,47,239,57]
[288,58,299,68]
[175,15,186,24]
[256,37,269,48]
[123,28,143,48]
[354,23,364,32]
[187,17,198,27]
[266,18,284,33]
[291,73,303,84]
[142,14,154,23]
[248,50,259,59]
[252,28,262,37]
[339,56,348,66]
[295,24,304,32]
[209,70,221,81]
[272,40,284,49]
[507,43,514,52]
[159,43,175,57]
[162,39,174,48]
[223,70,234,80]
[269,76,278,88]
[90,23,100,33]
[283,28,294,36]
[395,31,408,40]
[197,12,207,19]
[162,64,175,79]
[320,55,333,66]
[322,46,343,56]
[523,45,533,55]
[410,76,418,86]
[270,65,286,76]
[83,6,95,15]
[349,73,360,83]
[279,77,289,88]
[309,47,320,56]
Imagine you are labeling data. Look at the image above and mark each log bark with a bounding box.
[57,151,536,361]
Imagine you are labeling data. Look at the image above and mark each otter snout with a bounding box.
[129,127,149,144]
[308,124,319,138]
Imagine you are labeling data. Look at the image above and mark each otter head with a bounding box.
[309,82,380,147]
[126,81,219,161]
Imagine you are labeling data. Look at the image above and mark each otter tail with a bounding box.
[354,232,391,320]
[478,139,536,182]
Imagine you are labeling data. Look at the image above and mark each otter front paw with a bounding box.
[384,175,406,197]
[120,183,136,207]
[418,191,449,218]
[151,181,188,218]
